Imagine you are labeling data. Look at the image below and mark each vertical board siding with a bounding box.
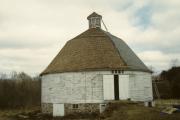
[53,104,64,116]
[103,75,114,100]
[119,75,129,99]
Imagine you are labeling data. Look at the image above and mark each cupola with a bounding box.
[87,12,102,29]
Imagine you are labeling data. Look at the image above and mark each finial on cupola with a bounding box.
[87,12,102,29]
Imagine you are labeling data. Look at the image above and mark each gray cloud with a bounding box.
[0,0,180,76]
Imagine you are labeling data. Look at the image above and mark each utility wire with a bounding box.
[102,19,108,32]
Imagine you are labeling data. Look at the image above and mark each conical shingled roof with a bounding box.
[41,28,150,75]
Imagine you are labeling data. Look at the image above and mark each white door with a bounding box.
[53,104,64,116]
[119,75,129,99]
[103,75,114,100]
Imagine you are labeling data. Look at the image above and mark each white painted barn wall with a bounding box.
[42,71,110,104]
[41,71,153,104]
[128,71,153,101]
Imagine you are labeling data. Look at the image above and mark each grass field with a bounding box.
[0,101,180,120]
[101,101,180,120]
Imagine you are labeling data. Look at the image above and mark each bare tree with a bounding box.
[0,72,41,109]
[0,73,7,80]
[170,58,179,67]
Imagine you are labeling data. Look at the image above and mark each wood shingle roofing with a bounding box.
[41,28,150,75]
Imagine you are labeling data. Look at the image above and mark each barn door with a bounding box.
[103,75,114,100]
[119,75,129,99]
[53,104,64,116]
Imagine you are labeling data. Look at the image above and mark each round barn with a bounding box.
[40,12,153,116]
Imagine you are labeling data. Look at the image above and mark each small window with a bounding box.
[101,104,106,107]
[91,18,95,24]
[96,19,100,23]
[72,104,78,109]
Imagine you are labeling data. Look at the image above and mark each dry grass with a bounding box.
[101,101,180,120]
[155,99,180,108]
[1,101,180,120]
[0,106,40,117]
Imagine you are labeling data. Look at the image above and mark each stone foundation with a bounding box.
[65,103,100,115]
[41,103,103,115]
[41,103,53,114]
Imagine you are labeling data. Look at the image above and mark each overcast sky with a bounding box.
[0,0,180,76]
